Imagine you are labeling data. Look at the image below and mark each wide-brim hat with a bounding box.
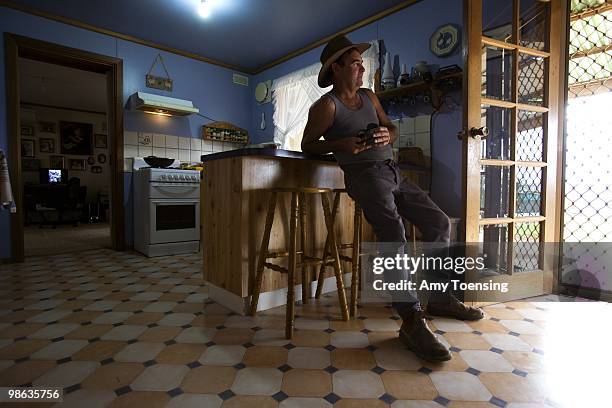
[318,35,370,88]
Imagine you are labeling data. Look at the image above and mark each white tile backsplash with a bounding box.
[415,132,431,155]
[124,133,211,164]
[138,145,153,157]
[165,135,179,149]
[152,133,165,147]
[165,148,179,160]
[124,131,138,146]
[178,137,191,150]
[190,151,201,162]
[138,133,153,146]
[202,140,213,152]
[401,117,415,133]
[190,138,201,151]
[123,158,133,172]
[415,115,431,132]
[179,149,190,162]
[124,145,138,158]
[153,147,166,157]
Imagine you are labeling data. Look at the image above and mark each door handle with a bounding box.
[457,126,489,140]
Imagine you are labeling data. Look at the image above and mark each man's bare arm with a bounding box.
[301,97,338,154]
[302,96,372,155]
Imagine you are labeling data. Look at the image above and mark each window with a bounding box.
[271,40,380,151]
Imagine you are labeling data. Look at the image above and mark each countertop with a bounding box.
[200,148,336,163]
[199,148,431,172]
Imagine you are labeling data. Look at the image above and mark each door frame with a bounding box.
[5,33,125,262]
[460,0,567,302]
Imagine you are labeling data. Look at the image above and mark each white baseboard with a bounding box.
[206,272,353,315]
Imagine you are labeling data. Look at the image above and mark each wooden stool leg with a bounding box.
[299,192,309,304]
[250,192,277,316]
[350,205,362,317]
[315,191,340,299]
[286,192,299,339]
[321,193,349,321]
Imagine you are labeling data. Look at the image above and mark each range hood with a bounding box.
[130,92,199,116]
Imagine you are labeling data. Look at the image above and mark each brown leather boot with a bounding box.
[427,296,484,321]
[399,310,451,362]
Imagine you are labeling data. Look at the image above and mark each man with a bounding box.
[301,35,483,362]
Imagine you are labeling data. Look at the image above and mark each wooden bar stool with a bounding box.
[249,187,350,339]
[314,189,363,317]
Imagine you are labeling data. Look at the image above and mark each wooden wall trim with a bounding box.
[0,0,251,74]
[1,0,425,75]
[4,33,125,261]
[252,0,424,74]
[4,33,22,262]
[21,101,107,116]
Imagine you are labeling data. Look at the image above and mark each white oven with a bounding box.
[149,199,199,244]
[134,167,201,257]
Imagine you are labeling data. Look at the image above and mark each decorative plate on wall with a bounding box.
[430,24,460,57]
[255,80,272,104]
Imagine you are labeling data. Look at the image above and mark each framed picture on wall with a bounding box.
[69,158,86,171]
[60,121,93,155]
[39,122,56,133]
[94,134,107,149]
[22,158,40,171]
[21,139,35,157]
[49,155,65,168]
[20,126,34,136]
[39,138,55,153]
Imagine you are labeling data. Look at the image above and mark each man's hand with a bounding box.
[336,137,372,155]
[369,126,391,146]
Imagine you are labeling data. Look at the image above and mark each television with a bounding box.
[39,168,67,184]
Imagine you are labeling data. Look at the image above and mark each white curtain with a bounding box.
[272,40,380,151]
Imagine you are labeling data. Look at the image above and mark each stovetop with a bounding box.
[136,167,200,183]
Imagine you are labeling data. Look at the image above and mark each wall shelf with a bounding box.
[375,71,462,110]
[202,121,249,144]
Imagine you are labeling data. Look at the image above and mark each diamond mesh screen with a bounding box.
[514,222,541,272]
[562,1,612,294]
[568,0,612,98]
[564,0,612,243]
[516,166,543,217]
[517,110,544,161]
[518,53,546,106]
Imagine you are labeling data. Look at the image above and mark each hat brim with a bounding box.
[317,42,371,88]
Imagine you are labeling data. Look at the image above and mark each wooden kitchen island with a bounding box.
[201,148,366,314]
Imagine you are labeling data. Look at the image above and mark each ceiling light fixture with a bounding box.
[198,0,211,18]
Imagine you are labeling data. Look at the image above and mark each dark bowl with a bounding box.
[144,156,174,168]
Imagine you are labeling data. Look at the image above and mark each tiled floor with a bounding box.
[24,223,110,257]
[1,249,611,407]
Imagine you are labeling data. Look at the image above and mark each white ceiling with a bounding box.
[19,58,108,113]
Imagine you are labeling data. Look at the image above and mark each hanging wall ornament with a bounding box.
[146,54,173,91]
[381,52,396,90]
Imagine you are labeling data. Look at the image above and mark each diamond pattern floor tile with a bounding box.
[0,249,609,407]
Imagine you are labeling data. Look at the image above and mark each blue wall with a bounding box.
[0,6,252,258]
[1,0,465,259]
[250,0,465,218]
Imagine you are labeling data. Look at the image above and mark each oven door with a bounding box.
[149,199,200,244]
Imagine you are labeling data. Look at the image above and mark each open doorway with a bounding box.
[19,59,111,256]
[5,34,125,261]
